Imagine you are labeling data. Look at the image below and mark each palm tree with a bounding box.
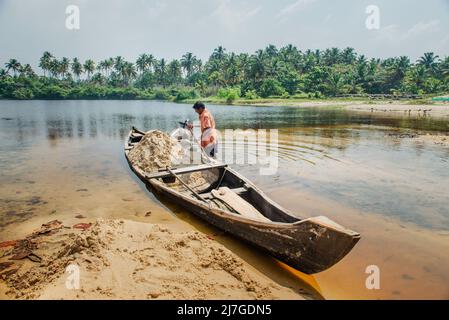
[121,62,137,86]
[114,56,125,72]
[387,56,410,88]
[155,59,168,87]
[167,60,182,85]
[71,58,83,81]
[48,59,60,78]
[341,47,357,65]
[5,59,21,77]
[98,58,114,78]
[326,72,345,96]
[249,50,265,83]
[323,48,341,66]
[264,44,278,58]
[0,68,8,79]
[440,56,449,79]
[409,65,427,89]
[59,57,70,79]
[83,59,95,80]
[136,54,149,74]
[418,52,440,74]
[211,46,226,65]
[39,51,53,77]
[19,64,36,78]
[181,52,197,78]
[0,68,10,80]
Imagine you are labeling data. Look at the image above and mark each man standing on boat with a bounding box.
[188,101,218,158]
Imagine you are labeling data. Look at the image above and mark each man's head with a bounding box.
[192,101,206,114]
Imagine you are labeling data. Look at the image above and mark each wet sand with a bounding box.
[246,99,449,115]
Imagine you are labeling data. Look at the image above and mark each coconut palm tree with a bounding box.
[136,54,149,74]
[19,64,36,78]
[181,52,197,78]
[5,59,21,77]
[155,59,168,87]
[121,62,137,86]
[0,68,8,79]
[71,58,83,81]
[326,72,345,96]
[323,48,341,66]
[408,65,427,91]
[39,51,53,77]
[440,56,449,79]
[114,56,125,72]
[48,59,60,78]
[83,59,95,80]
[418,52,440,74]
[341,47,357,65]
[249,50,266,83]
[211,46,226,65]
[59,57,70,79]
[167,59,182,85]
[98,58,114,79]
[264,44,278,59]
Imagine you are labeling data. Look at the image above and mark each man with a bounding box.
[189,101,218,158]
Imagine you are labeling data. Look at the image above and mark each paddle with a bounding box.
[166,167,209,204]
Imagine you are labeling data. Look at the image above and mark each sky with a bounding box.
[0,0,448,68]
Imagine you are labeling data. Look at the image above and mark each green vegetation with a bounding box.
[1,46,448,102]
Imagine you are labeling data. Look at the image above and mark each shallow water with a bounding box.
[1,100,448,299]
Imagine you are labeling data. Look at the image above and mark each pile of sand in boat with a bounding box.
[127,130,185,173]
[0,218,303,300]
[127,130,214,192]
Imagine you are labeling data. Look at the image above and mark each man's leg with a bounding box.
[204,143,217,158]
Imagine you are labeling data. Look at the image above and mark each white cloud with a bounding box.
[375,20,441,43]
[210,0,261,32]
[276,0,316,20]
[404,20,440,39]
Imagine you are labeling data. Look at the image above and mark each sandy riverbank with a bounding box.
[0,218,305,300]
[247,100,449,116]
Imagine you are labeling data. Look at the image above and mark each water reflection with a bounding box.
[1,100,448,231]
[1,100,449,299]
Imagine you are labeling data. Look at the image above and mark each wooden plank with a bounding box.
[211,187,271,222]
[145,163,227,180]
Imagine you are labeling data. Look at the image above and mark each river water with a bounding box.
[0,100,448,299]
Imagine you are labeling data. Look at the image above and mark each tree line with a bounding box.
[1,45,448,101]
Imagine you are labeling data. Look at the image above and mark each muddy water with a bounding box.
[1,100,448,299]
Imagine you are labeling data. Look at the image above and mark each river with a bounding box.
[0,100,448,299]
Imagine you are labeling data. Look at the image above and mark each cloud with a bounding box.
[404,20,440,39]
[210,0,261,32]
[276,0,316,20]
[375,20,441,43]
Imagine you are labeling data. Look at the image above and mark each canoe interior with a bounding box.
[160,167,300,223]
[127,129,299,224]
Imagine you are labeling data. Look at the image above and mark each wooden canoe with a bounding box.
[125,127,360,274]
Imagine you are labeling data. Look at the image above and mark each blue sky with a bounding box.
[0,0,448,67]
